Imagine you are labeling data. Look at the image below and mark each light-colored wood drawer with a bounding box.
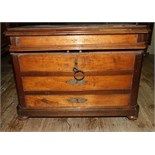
[22,75,132,91]
[7,25,150,51]
[18,52,135,72]
[25,94,130,109]
[15,35,138,47]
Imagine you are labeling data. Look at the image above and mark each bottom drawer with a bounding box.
[25,94,130,109]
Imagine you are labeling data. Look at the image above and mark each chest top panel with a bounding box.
[6,24,151,52]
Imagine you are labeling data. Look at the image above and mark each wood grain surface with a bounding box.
[9,44,147,51]
[14,35,138,46]
[22,75,132,91]
[17,52,134,111]
[18,52,135,72]
[6,24,150,36]
[25,94,130,108]
[1,54,154,131]
[7,24,150,51]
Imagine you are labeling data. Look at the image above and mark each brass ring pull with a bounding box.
[73,67,85,81]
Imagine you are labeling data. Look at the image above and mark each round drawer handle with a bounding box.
[73,67,85,81]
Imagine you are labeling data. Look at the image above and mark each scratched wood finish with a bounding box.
[22,75,133,91]
[5,24,151,120]
[6,24,150,36]
[14,34,138,46]
[6,24,150,51]
[9,44,147,51]
[1,54,154,131]
[25,94,130,108]
[19,51,134,110]
[18,52,135,72]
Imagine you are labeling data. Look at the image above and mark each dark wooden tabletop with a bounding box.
[6,24,151,36]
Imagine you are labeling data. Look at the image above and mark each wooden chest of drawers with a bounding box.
[6,24,151,120]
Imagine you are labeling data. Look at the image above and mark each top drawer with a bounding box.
[9,34,147,51]
[7,24,150,51]
[17,52,135,73]
[16,34,138,46]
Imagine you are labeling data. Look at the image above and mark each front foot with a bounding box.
[127,115,138,121]
[17,115,29,121]
[127,104,139,120]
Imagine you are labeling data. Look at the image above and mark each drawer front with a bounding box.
[18,52,135,72]
[16,35,138,46]
[15,52,136,110]
[25,94,130,109]
[22,75,132,91]
[13,34,139,51]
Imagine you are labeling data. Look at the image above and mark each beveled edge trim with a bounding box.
[17,104,139,117]
[24,89,131,95]
[11,50,144,54]
[20,70,133,77]
[9,43,147,52]
[6,24,150,36]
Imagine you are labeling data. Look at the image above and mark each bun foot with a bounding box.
[127,115,138,121]
[17,115,29,121]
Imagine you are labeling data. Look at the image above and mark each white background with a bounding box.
[0,0,155,22]
[0,132,155,155]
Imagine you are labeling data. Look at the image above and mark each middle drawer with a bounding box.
[22,75,132,91]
